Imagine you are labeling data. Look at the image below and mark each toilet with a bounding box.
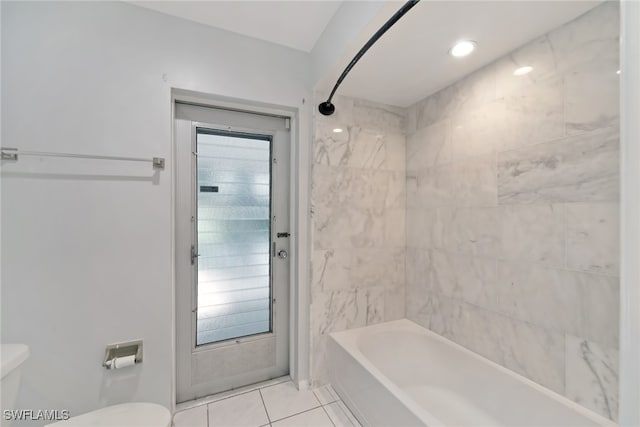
[45,402,171,427]
[1,344,171,427]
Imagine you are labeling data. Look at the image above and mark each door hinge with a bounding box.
[191,245,199,265]
[284,118,291,130]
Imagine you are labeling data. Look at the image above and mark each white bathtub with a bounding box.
[328,319,615,427]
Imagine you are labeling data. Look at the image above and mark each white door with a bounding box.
[175,102,290,402]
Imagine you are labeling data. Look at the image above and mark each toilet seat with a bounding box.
[45,402,171,427]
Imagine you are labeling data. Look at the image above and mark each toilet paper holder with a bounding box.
[103,340,143,370]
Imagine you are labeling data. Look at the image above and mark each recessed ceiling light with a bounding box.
[332,128,343,133]
[513,66,533,76]
[617,69,621,75]
[449,40,476,58]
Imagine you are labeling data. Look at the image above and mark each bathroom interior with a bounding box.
[1,0,639,426]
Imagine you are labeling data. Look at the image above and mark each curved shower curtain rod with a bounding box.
[318,0,421,116]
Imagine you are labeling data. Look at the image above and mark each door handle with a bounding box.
[277,250,288,260]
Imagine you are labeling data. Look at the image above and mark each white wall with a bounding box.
[1,1,311,421]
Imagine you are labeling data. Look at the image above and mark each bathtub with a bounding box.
[328,319,614,427]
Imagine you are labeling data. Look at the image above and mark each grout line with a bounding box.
[267,405,324,425]
[258,388,272,425]
[206,401,210,427]
[320,404,337,427]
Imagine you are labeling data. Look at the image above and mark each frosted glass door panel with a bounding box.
[196,130,272,346]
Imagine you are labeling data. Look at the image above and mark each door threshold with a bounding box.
[176,375,291,411]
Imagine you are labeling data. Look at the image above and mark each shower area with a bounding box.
[311,1,620,423]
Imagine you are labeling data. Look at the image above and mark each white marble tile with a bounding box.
[498,204,565,267]
[384,281,405,321]
[493,262,583,335]
[271,407,333,427]
[566,335,619,421]
[413,165,455,208]
[311,289,367,336]
[349,247,404,288]
[500,75,564,151]
[411,293,565,393]
[452,154,498,207]
[495,36,558,98]
[313,122,352,167]
[313,205,385,250]
[565,59,620,135]
[310,333,330,386]
[312,384,339,405]
[312,249,351,292]
[566,202,619,276]
[406,119,452,173]
[353,98,406,134]
[416,63,496,129]
[547,2,619,73]
[405,103,417,135]
[424,249,497,308]
[494,262,618,349]
[363,285,385,325]
[406,207,449,249]
[580,274,619,349]
[384,208,405,247]
[261,382,321,422]
[498,127,619,204]
[405,248,432,321]
[208,391,269,427]
[451,101,505,160]
[443,207,499,257]
[312,166,387,210]
[385,171,406,209]
[173,405,207,427]
[314,124,405,172]
[348,127,391,171]
[324,402,355,427]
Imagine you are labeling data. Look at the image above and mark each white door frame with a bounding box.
[619,1,640,425]
[170,88,311,408]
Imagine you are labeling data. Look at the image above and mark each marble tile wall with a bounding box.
[311,94,406,385]
[405,2,620,421]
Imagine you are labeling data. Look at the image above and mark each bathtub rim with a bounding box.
[329,319,616,427]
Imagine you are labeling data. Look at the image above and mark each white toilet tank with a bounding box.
[1,344,30,412]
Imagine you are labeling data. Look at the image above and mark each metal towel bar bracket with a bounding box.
[1,147,165,169]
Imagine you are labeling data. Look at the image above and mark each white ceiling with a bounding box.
[337,1,602,106]
[128,0,343,52]
[129,0,602,107]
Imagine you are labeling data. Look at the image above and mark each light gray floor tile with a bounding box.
[208,390,269,427]
[260,382,321,421]
[271,408,333,427]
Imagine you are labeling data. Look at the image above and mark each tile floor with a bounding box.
[173,379,361,427]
